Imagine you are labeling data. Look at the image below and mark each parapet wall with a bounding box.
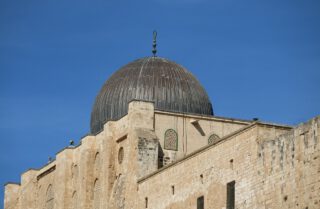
[256,116,319,208]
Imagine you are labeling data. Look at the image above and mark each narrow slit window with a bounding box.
[227,181,235,209]
[145,197,148,208]
[171,185,175,195]
[197,196,204,209]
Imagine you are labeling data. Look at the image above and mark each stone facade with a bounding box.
[4,101,320,209]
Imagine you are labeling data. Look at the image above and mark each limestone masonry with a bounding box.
[4,57,320,209]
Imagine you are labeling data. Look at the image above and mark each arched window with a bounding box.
[72,164,79,186]
[208,134,220,145]
[93,179,101,209]
[118,147,124,164]
[94,152,101,177]
[36,185,41,207]
[72,191,78,209]
[45,184,54,209]
[164,129,178,151]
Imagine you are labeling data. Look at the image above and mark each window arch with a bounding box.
[93,179,101,209]
[71,191,78,209]
[36,185,42,207]
[94,152,101,176]
[45,184,54,209]
[118,147,124,164]
[72,164,79,186]
[164,129,178,151]
[208,133,220,145]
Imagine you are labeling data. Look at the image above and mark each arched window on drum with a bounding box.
[164,129,178,151]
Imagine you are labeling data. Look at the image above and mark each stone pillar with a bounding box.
[128,100,154,130]
[4,183,20,209]
[18,169,38,209]
[77,135,95,209]
[136,129,159,179]
[101,121,116,209]
[55,148,74,209]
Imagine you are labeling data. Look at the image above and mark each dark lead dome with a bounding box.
[90,57,214,134]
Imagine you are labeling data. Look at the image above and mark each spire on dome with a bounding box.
[152,31,157,57]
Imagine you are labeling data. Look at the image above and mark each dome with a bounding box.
[90,57,213,134]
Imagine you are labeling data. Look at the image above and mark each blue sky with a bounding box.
[0,0,319,208]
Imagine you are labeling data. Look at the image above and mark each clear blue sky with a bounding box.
[0,0,319,208]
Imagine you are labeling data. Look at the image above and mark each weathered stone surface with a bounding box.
[4,101,319,209]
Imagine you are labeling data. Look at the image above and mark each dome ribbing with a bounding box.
[90,57,213,134]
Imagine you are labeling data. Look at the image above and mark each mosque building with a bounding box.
[4,33,320,209]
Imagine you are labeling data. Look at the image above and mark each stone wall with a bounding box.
[4,183,20,209]
[136,129,160,179]
[137,117,319,209]
[255,118,320,208]
[4,100,319,209]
